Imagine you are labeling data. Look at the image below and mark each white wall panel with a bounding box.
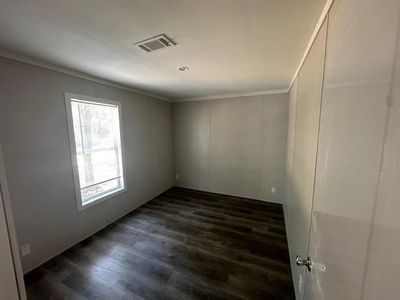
[173,101,210,191]
[259,94,288,202]
[209,96,263,199]
[173,93,288,203]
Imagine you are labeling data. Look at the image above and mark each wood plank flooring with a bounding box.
[24,187,295,300]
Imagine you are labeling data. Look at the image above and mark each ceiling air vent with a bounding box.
[135,34,176,53]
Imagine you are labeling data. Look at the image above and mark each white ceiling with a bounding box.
[0,0,326,101]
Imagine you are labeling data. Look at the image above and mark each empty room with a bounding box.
[1,0,399,299]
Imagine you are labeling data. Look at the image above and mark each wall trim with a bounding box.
[176,0,335,101]
[288,0,335,90]
[175,89,289,102]
[0,50,171,102]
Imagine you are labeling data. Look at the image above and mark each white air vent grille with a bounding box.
[135,34,176,52]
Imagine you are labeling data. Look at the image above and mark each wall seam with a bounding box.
[171,104,175,186]
[208,101,211,192]
[307,18,329,249]
[257,96,265,198]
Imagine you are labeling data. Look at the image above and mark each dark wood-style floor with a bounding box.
[25,187,295,300]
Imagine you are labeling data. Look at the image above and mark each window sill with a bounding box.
[77,187,127,212]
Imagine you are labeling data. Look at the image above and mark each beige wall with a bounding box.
[0,57,173,273]
[173,94,288,203]
[172,101,210,191]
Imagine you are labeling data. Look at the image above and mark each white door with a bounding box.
[0,145,25,300]
[302,0,400,299]
[0,186,20,300]
[285,18,327,300]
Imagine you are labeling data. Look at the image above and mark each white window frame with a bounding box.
[65,93,127,211]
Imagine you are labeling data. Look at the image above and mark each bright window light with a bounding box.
[65,94,125,210]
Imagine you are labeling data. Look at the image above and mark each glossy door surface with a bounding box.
[361,7,400,299]
[305,0,400,299]
[285,20,327,300]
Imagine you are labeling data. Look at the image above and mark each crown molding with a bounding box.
[288,0,334,91]
[0,50,171,102]
[175,0,334,102]
[174,89,289,102]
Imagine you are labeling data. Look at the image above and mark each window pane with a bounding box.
[76,149,120,188]
[81,177,122,205]
[71,102,83,154]
[77,101,118,152]
[68,97,125,207]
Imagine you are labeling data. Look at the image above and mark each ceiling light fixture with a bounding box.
[178,66,189,71]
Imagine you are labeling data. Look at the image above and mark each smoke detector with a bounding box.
[135,34,176,53]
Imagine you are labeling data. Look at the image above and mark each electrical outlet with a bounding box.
[271,187,276,193]
[175,174,179,181]
[21,244,30,257]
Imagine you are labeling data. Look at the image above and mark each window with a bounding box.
[65,93,126,210]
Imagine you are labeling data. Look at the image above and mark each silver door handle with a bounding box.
[296,255,312,272]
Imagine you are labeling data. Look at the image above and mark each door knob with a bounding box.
[296,255,312,272]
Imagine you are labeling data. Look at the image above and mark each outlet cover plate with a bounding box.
[21,244,30,257]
